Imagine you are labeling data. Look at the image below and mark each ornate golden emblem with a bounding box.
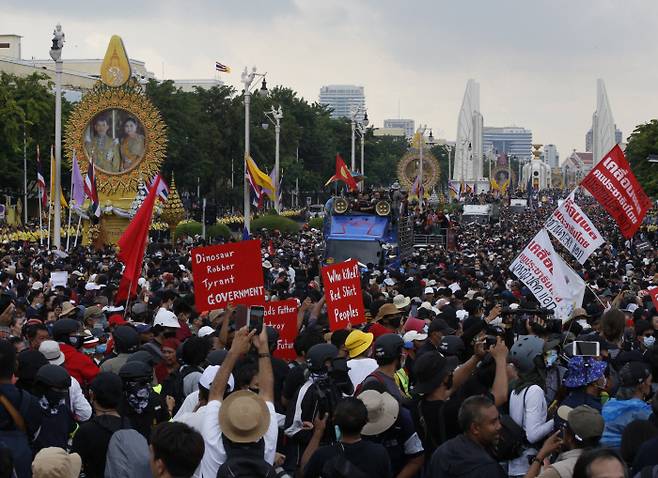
[396,149,441,191]
[100,35,131,88]
[64,78,167,194]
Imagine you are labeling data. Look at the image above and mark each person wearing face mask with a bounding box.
[635,320,656,351]
[601,361,653,447]
[145,308,181,362]
[51,318,99,388]
[31,364,76,452]
[118,359,170,440]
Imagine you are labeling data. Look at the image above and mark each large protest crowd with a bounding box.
[0,182,657,478]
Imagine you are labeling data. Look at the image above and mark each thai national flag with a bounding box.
[36,145,47,208]
[150,175,169,202]
[84,160,101,217]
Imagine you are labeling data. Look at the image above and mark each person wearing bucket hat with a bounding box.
[369,303,404,339]
[357,388,425,477]
[200,326,279,478]
[558,357,607,419]
[345,330,377,389]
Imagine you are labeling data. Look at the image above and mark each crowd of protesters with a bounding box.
[0,187,656,478]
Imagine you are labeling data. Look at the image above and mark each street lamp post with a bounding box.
[359,111,368,191]
[50,24,64,249]
[23,124,28,224]
[241,66,268,234]
[264,106,283,213]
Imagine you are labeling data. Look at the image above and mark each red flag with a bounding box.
[268,239,275,257]
[580,145,651,239]
[649,287,658,312]
[324,154,358,192]
[115,175,162,303]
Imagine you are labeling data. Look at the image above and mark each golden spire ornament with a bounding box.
[161,173,185,231]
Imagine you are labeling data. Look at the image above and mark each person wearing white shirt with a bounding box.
[199,327,279,478]
[344,330,377,389]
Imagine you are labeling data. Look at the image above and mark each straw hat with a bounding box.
[358,390,399,436]
[59,302,77,318]
[218,390,270,443]
[393,294,411,310]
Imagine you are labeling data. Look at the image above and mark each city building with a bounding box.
[383,118,415,139]
[372,127,406,137]
[319,85,366,121]
[482,126,533,162]
[0,33,222,96]
[585,125,622,152]
[562,150,593,187]
[543,144,559,168]
[453,79,484,182]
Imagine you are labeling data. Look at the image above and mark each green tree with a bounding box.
[625,119,658,197]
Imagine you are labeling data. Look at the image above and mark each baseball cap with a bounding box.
[90,372,124,407]
[131,302,148,316]
[39,340,65,366]
[424,287,435,295]
[373,334,404,361]
[619,361,651,387]
[198,326,215,338]
[345,330,374,358]
[439,335,465,357]
[403,330,428,344]
[413,351,459,395]
[557,405,604,441]
[198,364,234,392]
[31,281,44,291]
[623,303,639,314]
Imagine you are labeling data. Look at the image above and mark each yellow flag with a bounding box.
[50,146,68,208]
[245,155,275,193]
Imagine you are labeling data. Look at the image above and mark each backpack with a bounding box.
[104,428,151,478]
[492,387,530,461]
[0,391,32,478]
[319,443,370,478]
[216,442,284,478]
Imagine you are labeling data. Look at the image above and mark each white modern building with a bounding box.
[543,144,559,168]
[453,79,484,182]
[319,85,366,121]
[483,126,533,162]
[383,118,415,139]
[373,127,406,137]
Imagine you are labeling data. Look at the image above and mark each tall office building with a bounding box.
[383,119,415,139]
[543,144,559,168]
[319,85,366,121]
[483,126,533,161]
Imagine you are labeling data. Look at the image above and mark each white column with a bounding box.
[53,57,62,249]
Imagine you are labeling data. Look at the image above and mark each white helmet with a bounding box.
[153,308,180,328]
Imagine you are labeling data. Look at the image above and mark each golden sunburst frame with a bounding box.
[396,149,441,191]
[64,79,166,194]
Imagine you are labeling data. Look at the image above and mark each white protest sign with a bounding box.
[509,229,585,321]
[50,271,69,288]
[545,193,604,264]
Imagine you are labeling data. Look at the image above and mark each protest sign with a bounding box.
[264,299,298,360]
[581,145,651,238]
[545,193,604,264]
[50,271,68,288]
[191,240,265,313]
[509,229,585,321]
[322,259,365,331]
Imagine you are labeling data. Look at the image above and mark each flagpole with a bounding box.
[65,200,73,250]
[73,213,81,248]
[38,188,43,246]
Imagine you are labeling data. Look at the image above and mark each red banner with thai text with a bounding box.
[580,145,651,239]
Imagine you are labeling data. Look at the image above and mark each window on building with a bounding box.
[0,43,11,49]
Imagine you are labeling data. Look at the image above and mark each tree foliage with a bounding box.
[625,119,658,197]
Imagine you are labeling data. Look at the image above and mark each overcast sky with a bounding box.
[4,0,658,162]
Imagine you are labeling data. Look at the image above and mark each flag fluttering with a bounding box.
[36,145,47,208]
[84,158,101,217]
[324,154,358,192]
[215,61,231,73]
[70,150,85,207]
[50,146,68,208]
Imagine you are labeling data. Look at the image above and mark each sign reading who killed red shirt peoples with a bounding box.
[264,298,298,360]
[322,259,366,331]
[191,240,265,313]
[581,145,652,239]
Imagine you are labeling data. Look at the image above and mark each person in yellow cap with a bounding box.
[344,329,377,389]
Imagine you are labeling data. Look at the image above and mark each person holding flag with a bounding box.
[325,154,358,192]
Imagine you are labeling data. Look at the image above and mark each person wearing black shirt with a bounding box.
[302,397,392,478]
[72,372,131,478]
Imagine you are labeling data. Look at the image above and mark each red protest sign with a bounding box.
[581,145,651,238]
[191,240,265,313]
[264,299,298,360]
[321,259,365,331]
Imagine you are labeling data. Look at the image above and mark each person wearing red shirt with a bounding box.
[52,318,99,388]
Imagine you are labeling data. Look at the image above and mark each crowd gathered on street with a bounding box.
[0,187,657,478]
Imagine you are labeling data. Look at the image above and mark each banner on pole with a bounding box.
[191,240,265,312]
[509,229,585,321]
[545,193,605,264]
[263,299,298,360]
[321,259,366,331]
[580,145,651,239]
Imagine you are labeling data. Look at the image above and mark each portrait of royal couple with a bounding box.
[84,110,145,173]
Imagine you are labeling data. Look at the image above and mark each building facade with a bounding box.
[483,126,533,162]
[319,85,366,121]
[383,118,415,139]
[543,144,559,168]
[562,151,593,187]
